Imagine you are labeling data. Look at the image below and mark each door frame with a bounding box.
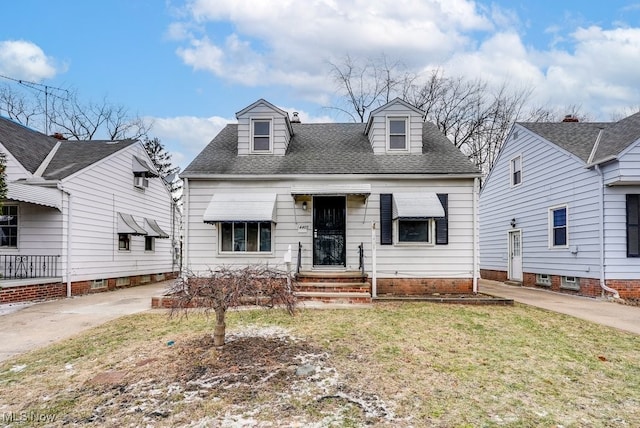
[508,229,523,281]
[312,195,347,267]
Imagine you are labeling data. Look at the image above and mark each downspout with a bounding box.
[58,185,73,297]
[182,178,189,275]
[594,164,620,299]
[473,177,479,293]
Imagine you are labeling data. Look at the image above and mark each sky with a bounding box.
[1,0,640,171]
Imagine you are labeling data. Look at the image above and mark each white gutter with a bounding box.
[595,164,620,299]
[180,173,483,181]
[473,177,479,293]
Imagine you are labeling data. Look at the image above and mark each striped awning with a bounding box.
[392,193,445,219]
[144,218,170,238]
[203,193,277,223]
[290,184,371,196]
[117,213,147,235]
[6,182,62,211]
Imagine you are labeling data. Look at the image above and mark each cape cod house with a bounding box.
[181,98,481,302]
[0,116,179,304]
[480,112,640,299]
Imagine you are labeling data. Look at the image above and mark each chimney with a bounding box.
[291,112,301,123]
[562,114,579,123]
[50,132,67,140]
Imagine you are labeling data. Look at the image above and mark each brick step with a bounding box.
[294,291,371,304]
[295,282,370,291]
[296,271,368,284]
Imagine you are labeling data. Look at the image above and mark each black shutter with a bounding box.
[436,193,448,245]
[627,194,640,257]
[380,193,393,245]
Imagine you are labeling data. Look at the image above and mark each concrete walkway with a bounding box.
[0,280,172,363]
[480,279,640,335]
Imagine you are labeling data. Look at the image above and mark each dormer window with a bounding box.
[252,119,272,152]
[388,117,408,151]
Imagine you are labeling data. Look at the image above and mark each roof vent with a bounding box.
[562,114,579,123]
[291,112,301,123]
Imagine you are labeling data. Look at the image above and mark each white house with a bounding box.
[480,112,640,299]
[181,98,481,302]
[0,116,179,303]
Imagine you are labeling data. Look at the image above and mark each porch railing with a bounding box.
[296,242,302,274]
[358,242,364,275]
[0,255,60,280]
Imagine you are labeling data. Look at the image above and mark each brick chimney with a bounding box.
[562,114,579,123]
[50,132,67,140]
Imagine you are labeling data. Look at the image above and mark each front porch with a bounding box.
[294,270,372,304]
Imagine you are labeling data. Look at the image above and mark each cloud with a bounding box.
[0,40,59,81]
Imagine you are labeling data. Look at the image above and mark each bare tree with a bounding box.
[0,84,43,129]
[169,265,297,346]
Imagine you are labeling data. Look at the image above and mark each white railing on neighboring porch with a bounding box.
[0,255,60,280]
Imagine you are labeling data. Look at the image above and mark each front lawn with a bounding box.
[1,302,638,427]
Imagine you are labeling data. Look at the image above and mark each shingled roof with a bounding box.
[518,111,640,165]
[0,116,137,180]
[182,122,480,176]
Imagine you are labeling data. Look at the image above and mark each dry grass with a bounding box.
[1,302,639,427]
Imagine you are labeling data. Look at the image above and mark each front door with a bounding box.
[313,196,346,267]
[509,230,523,281]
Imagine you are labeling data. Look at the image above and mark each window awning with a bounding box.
[290,184,371,197]
[132,155,159,177]
[6,182,62,211]
[392,193,445,219]
[203,193,277,223]
[144,218,170,238]
[118,213,147,235]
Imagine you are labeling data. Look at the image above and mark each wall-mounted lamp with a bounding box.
[510,218,516,228]
[302,201,308,210]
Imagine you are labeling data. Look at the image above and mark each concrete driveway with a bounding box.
[0,280,172,363]
[480,279,640,335]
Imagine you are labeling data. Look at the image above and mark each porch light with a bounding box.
[302,201,308,210]
[510,218,516,228]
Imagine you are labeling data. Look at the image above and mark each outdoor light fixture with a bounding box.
[510,218,516,228]
[302,201,308,210]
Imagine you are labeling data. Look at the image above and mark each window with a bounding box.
[561,276,580,290]
[626,194,640,257]
[398,220,430,243]
[252,119,271,152]
[435,194,448,245]
[221,222,272,252]
[118,234,130,251]
[388,117,407,150]
[550,206,567,247]
[511,155,522,186]
[536,274,551,286]
[145,236,155,252]
[0,205,18,248]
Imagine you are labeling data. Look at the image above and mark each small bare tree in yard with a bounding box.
[169,265,297,346]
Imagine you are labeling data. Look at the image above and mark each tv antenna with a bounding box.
[0,74,69,135]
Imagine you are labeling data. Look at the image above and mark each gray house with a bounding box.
[480,112,640,299]
[181,98,481,302]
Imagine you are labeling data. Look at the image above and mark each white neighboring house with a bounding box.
[480,112,640,299]
[0,116,179,304]
[180,98,481,302]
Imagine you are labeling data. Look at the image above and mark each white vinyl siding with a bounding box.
[184,178,475,279]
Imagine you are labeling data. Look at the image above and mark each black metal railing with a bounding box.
[358,242,364,275]
[0,255,60,279]
[296,242,302,274]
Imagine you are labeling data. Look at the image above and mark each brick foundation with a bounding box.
[0,271,178,304]
[377,277,473,295]
[481,270,640,299]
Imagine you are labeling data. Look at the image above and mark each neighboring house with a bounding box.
[0,116,179,304]
[180,98,481,302]
[480,112,640,299]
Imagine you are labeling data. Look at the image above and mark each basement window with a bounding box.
[536,274,551,287]
[561,276,580,291]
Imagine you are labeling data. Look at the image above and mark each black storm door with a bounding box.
[313,196,346,266]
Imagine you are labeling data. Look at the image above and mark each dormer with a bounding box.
[235,99,294,156]
[364,98,426,155]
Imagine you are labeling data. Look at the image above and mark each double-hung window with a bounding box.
[626,194,640,257]
[221,222,272,252]
[388,117,408,150]
[0,205,18,248]
[118,234,130,251]
[252,119,272,152]
[511,155,522,186]
[145,236,155,252]
[550,205,568,247]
